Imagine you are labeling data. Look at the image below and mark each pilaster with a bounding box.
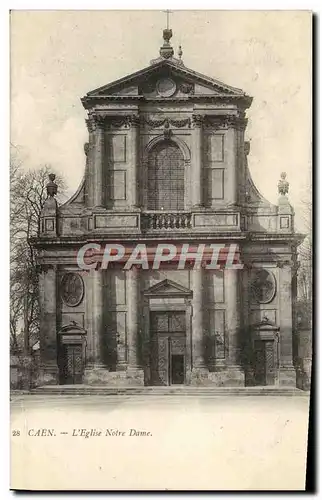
[39,265,59,384]
[191,115,204,208]
[190,267,208,384]
[93,117,105,207]
[223,268,244,385]
[128,115,140,208]
[126,267,144,384]
[84,269,109,384]
[278,261,297,386]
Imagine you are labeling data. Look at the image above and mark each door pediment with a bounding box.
[143,279,192,298]
[252,320,279,341]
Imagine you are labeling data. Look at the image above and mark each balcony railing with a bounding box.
[141,212,192,231]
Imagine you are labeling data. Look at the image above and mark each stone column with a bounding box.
[128,115,140,208]
[126,267,144,385]
[224,269,244,386]
[191,115,204,207]
[85,118,95,207]
[191,268,208,383]
[91,269,104,367]
[84,270,94,365]
[225,125,237,206]
[93,118,105,207]
[278,262,297,386]
[39,265,58,384]
[84,269,108,384]
[126,267,140,369]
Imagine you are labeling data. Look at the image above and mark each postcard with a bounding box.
[10,10,312,491]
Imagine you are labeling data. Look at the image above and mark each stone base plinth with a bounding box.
[38,365,59,386]
[279,365,297,387]
[208,367,245,387]
[189,367,210,386]
[84,367,144,386]
[187,367,245,387]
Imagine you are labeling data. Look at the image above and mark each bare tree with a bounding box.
[297,182,312,328]
[10,148,67,354]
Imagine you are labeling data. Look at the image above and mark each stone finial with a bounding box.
[159,28,174,59]
[178,45,183,60]
[46,173,58,197]
[278,172,289,196]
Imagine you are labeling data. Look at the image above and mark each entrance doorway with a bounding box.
[150,311,186,386]
[61,343,84,384]
[254,340,276,385]
[171,354,185,384]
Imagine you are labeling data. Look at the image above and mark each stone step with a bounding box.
[27,385,308,397]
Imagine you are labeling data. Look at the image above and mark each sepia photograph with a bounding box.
[9,9,312,491]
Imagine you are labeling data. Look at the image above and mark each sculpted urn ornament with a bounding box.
[278,172,289,196]
[46,173,58,198]
[159,28,174,59]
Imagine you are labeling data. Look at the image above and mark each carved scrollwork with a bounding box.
[203,115,248,130]
[87,114,141,130]
[126,114,140,127]
[192,114,205,127]
[179,82,194,95]
[93,115,106,129]
[85,118,97,133]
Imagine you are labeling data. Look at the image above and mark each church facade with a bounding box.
[34,29,303,387]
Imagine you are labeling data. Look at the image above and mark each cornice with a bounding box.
[85,113,248,131]
[81,94,253,109]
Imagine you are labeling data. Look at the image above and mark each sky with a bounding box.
[10,10,311,230]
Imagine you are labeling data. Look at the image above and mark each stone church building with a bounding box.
[34,29,303,387]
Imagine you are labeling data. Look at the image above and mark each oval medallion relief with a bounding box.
[251,269,276,304]
[61,272,84,307]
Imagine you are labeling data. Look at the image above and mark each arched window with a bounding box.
[147,141,185,211]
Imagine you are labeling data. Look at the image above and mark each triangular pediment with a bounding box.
[83,59,248,101]
[143,279,192,297]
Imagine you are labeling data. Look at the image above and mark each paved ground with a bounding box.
[10,394,310,491]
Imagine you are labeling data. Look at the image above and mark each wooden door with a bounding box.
[171,355,185,384]
[254,340,276,386]
[265,341,276,385]
[150,311,186,386]
[62,344,84,384]
[254,340,266,385]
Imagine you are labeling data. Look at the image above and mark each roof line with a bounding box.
[85,58,246,97]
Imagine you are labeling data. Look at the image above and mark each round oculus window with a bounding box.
[156,78,177,97]
[61,273,84,307]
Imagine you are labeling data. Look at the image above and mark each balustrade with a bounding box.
[141,212,192,230]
